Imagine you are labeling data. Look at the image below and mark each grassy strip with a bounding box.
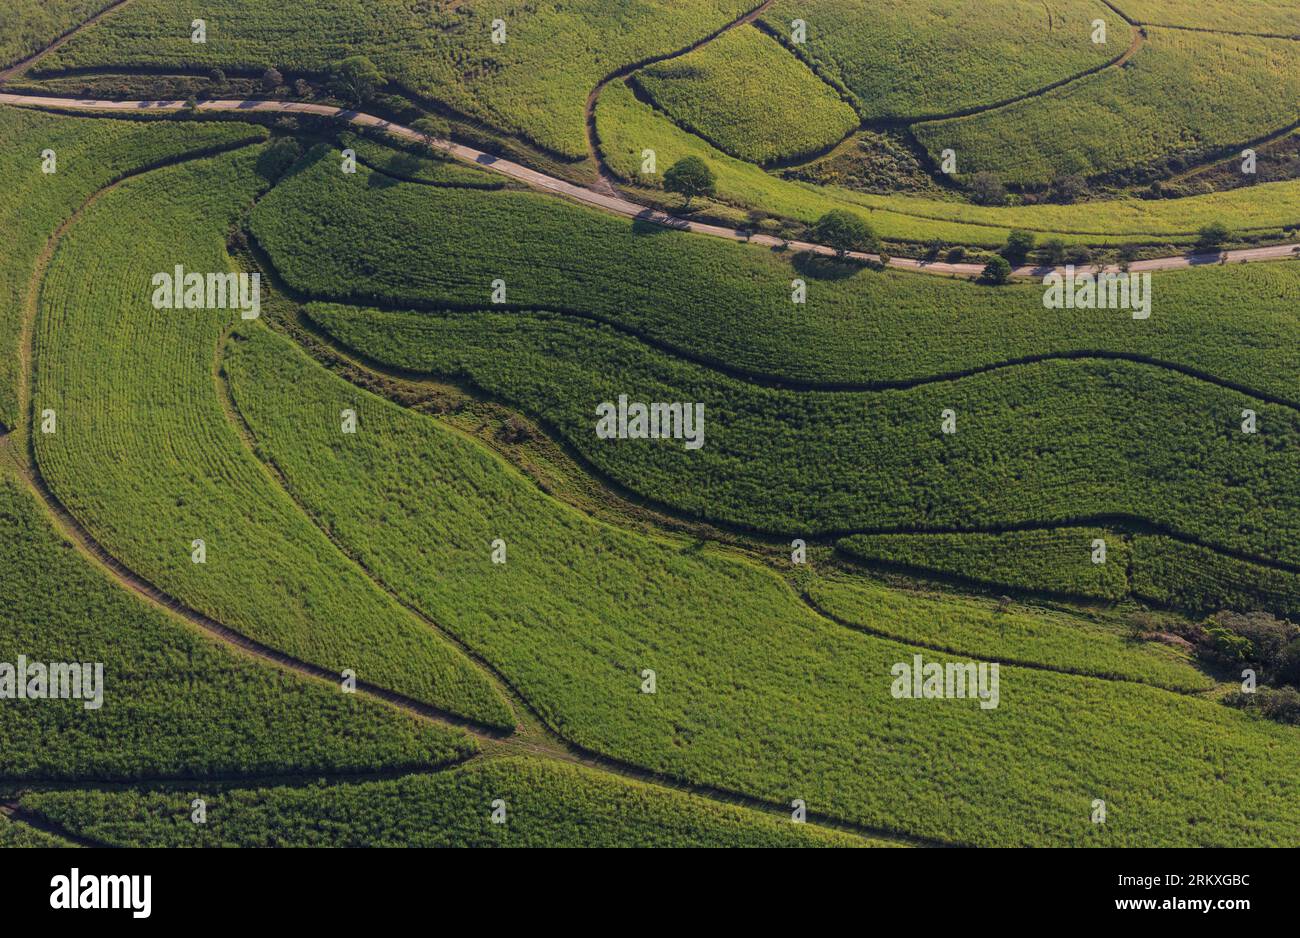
[336,131,504,189]
[806,572,1210,692]
[32,145,511,727]
[19,757,878,847]
[837,528,1131,601]
[0,463,477,781]
[223,325,1300,845]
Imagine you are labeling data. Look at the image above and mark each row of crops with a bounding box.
[0,106,269,431]
[595,80,1300,245]
[220,322,1300,846]
[631,25,859,165]
[0,0,116,69]
[913,28,1300,186]
[839,529,1300,623]
[32,0,756,159]
[805,573,1209,691]
[307,303,1300,565]
[15,758,870,847]
[251,151,1300,400]
[31,143,513,728]
[0,464,476,781]
[759,0,1127,121]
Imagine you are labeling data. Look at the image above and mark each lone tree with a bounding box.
[261,67,284,92]
[662,156,716,209]
[812,209,877,256]
[329,55,384,106]
[1197,221,1231,251]
[980,255,1012,285]
[1002,229,1035,262]
[969,171,1007,207]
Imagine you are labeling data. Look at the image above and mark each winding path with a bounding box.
[2,92,1297,279]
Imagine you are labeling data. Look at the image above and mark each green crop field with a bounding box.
[1117,0,1300,34]
[632,25,859,164]
[805,573,1209,691]
[759,0,1127,120]
[250,150,1300,398]
[0,0,116,68]
[596,79,1300,244]
[211,323,1300,846]
[0,462,476,781]
[913,28,1300,186]
[0,107,269,431]
[31,144,511,728]
[6,0,1300,866]
[837,529,1132,602]
[33,0,755,158]
[17,757,876,847]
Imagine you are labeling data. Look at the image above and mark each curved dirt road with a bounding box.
[2,92,1297,279]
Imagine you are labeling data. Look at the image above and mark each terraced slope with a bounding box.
[31,144,512,727]
[221,323,1300,846]
[251,150,1300,398]
[913,28,1300,186]
[18,758,877,847]
[32,0,756,158]
[0,463,476,780]
[758,0,1127,120]
[0,106,268,431]
[632,24,858,164]
[308,305,1300,565]
[596,79,1300,245]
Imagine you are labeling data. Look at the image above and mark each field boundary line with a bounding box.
[0,0,137,81]
[3,94,1300,276]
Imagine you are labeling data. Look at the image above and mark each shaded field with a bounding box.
[18,757,877,847]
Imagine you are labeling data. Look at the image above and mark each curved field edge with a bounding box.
[29,143,512,728]
[0,456,479,783]
[595,80,1300,245]
[303,303,1300,570]
[17,756,886,847]
[223,323,1300,846]
[805,571,1211,693]
[0,105,271,431]
[249,147,1300,406]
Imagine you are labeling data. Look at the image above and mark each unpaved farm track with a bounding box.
[2,93,1298,278]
